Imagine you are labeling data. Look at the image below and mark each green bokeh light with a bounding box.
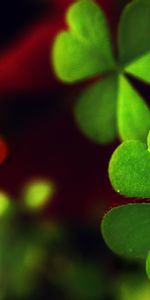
[118,276,150,300]
[0,192,10,216]
[24,180,56,209]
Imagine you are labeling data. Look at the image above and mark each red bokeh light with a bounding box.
[0,138,8,164]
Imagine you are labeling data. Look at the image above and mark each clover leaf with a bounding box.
[75,75,118,143]
[118,76,150,142]
[120,0,150,83]
[119,0,150,66]
[102,203,150,280]
[125,52,150,84]
[53,0,115,82]
[53,0,150,144]
[108,131,150,198]
[101,203,150,259]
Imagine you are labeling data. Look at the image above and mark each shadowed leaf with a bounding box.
[101,203,150,258]
[74,75,118,143]
[119,0,150,65]
[126,52,150,84]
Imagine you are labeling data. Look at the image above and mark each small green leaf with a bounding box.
[101,203,150,259]
[74,75,118,143]
[126,52,150,84]
[52,0,115,82]
[118,75,150,142]
[109,138,150,198]
[119,0,150,65]
[146,251,150,280]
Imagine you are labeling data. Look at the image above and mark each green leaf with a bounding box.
[101,203,150,259]
[118,76,150,142]
[52,0,115,82]
[109,138,150,198]
[125,52,150,84]
[74,75,118,143]
[119,0,150,65]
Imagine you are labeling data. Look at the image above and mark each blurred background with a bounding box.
[0,1,150,299]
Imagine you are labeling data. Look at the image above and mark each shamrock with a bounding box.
[53,0,150,144]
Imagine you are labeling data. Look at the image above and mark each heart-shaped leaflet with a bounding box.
[74,75,118,143]
[101,203,150,259]
[53,0,115,82]
[109,132,150,198]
